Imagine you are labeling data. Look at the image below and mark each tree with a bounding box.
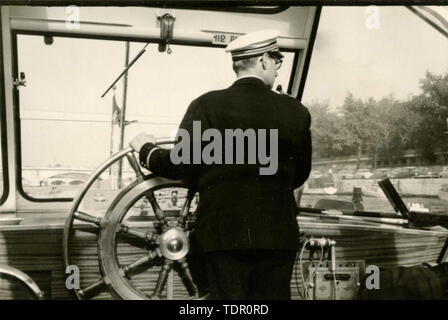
[339,93,384,169]
[408,71,448,162]
[375,96,415,158]
[307,101,352,159]
[307,71,448,166]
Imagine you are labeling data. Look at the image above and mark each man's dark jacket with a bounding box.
[140,77,312,253]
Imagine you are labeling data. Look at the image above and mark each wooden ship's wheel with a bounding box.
[63,144,207,300]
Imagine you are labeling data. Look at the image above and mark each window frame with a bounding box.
[0,12,10,206]
[11,30,299,202]
[296,6,321,100]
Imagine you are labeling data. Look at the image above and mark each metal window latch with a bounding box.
[13,72,26,88]
[157,13,176,54]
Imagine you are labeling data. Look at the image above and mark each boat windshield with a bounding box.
[16,34,296,200]
[301,6,448,214]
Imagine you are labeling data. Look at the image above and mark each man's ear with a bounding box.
[261,53,269,70]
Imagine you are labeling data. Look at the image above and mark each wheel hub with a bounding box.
[158,227,189,260]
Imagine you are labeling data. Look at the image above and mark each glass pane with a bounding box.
[18,35,127,199]
[301,7,448,213]
[17,34,296,202]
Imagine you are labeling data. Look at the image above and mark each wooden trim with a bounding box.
[298,217,448,238]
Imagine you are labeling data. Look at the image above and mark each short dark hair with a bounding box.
[232,56,259,74]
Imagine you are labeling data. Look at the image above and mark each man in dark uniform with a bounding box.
[130,30,312,299]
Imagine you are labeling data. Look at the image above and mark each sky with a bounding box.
[5,6,448,171]
[302,6,448,108]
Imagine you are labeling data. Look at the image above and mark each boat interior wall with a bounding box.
[0,218,446,300]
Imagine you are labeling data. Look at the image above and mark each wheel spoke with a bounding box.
[119,223,158,243]
[177,257,198,297]
[74,211,102,227]
[78,278,106,299]
[166,269,174,299]
[144,191,166,223]
[151,259,172,298]
[122,249,160,276]
[126,153,144,181]
[178,190,195,226]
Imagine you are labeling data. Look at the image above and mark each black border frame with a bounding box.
[11,29,299,202]
[0,12,10,206]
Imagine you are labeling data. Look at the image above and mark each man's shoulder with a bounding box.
[196,88,230,101]
[268,90,309,113]
[190,86,310,118]
[189,88,231,112]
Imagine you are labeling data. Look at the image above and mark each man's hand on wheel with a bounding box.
[129,133,157,152]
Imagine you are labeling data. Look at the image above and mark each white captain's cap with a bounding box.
[225,30,284,62]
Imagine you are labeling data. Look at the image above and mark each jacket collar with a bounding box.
[232,76,267,88]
